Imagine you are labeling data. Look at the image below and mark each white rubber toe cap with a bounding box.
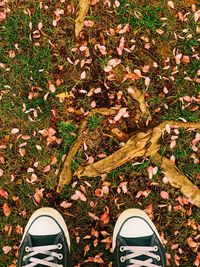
[21,207,70,248]
[119,217,153,238]
[29,216,61,235]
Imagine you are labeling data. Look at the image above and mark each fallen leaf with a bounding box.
[114,108,127,121]
[160,191,169,200]
[81,71,86,79]
[56,92,71,100]
[167,1,174,9]
[34,188,44,204]
[100,211,109,224]
[48,81,56,93]
[71,190,87,201]
[60,201,72,209]
[43,165,51,173]
[90,0,100,5]
[0,168,4,177]
[0,189,8,199]
[84,20,94,27]
[187,237,198,248]
[144,77,150,87]
[3,203,11,217]
[182,55,190,64]
[0,12,6,21]
[156,29,164,35]
[95,188,103,197]
[170,140,176,149]
[19,148,26,157]
[11,128,19,134]
[2,246,12,254]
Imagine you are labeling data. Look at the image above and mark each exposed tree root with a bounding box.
[57,82,200,207]
[75,0,90,37]
[57,108,117,193]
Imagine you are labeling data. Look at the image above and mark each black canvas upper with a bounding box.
[17,215,71,267]
[113,216,166,267]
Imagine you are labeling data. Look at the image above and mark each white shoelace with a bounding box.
[23,244,63,267]
[120,245,161,267]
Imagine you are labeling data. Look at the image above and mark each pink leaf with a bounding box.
[182,55,190,64]
[107,58,121,67]
[0,168,4,177]
[117,37,125,55]
[115,0,120,7]
[43,165,51,173]
[9,50,15,58]
[167,1,174,9]
[11,128,19,134]
[60,201,72,209]
[114,108,127,121]
[90,0,100,5]
[163,87,169,94]
[175,53,182,64]
[163,176,169,183]
[84,20,94,27]
[144,77,150,87]
[97,45,107,55]
[156,29,164,35]
[2,246,12,254]
[0,189,8,199]
[187,237,198,248]
[19,148,26,157]
[48,81,56,93]
[194,10,200,22]
[94,87,101,94]
[34,188,44,203]
[80,71,86,79]
[71,190,87,202]
[160,191,169,200]
[165,124,171,134]
[88,212,99,220]
[0,12,6,21]
[3,203,11,217]
[142,65,150,73]
[104,65,112,72]
[91,101,96,108]
[170,140,176,149]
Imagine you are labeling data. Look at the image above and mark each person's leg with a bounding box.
[17,207,71,267]
[112,209,166,267]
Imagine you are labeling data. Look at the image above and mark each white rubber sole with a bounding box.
[112,208,162,251]
[21,207,70,249]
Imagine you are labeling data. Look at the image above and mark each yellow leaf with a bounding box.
[56,92,71,99]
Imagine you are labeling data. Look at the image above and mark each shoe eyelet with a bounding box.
[120,256,125,262]
[120,246,124,252]
[154,246,158,251]
[23,256,26,262]
[57,243,62,249]
[58,254,63,260]
[25,246,29,252]
[157,255,160,261]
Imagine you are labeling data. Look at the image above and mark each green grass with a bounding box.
[0,1,200,266]
[57,122,78,153]
[116,1,166,34]
[88,115,103,131]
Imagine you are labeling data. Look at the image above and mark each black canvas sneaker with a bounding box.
[112,209,166,267]
[17,207,71,267]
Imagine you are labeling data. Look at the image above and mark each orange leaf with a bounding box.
[187,237,198,248]
[3,203,11,217]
